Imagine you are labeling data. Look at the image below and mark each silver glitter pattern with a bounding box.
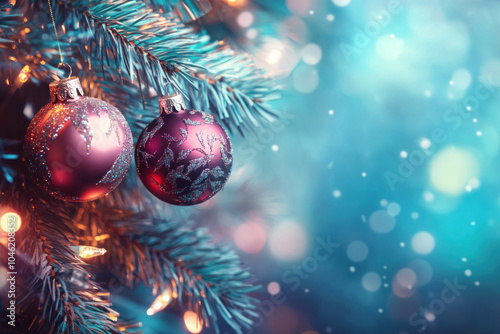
[24,95,133,201]
[153,109,232,204]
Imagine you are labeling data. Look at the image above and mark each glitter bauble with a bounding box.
[135,93,233,206]
[24,77,133,202]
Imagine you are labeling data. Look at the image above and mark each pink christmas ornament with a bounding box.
[24,76,133,201]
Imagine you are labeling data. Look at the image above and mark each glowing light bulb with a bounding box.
[18,65,31,83]
[223,0,246,6]
[1,212,22,233]
[184,311,203,333]
[70,245,107,259]
[147,288,173,316]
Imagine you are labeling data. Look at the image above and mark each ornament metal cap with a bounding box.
[159,92,186,115]
[49,76,84,103]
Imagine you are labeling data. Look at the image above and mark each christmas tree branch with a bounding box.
[2,1,279,133]
[79,199,259,334]
[1,178,126,334]
[65,0,279,133]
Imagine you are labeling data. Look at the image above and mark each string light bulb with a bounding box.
[18,65,31,84]
[147,287,173,316]
[223,0,247,7]
[70,245,107,259]
[184,310,203,333]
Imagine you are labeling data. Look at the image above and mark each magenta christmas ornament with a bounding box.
[135,93,233,206]
[24,76,133,202]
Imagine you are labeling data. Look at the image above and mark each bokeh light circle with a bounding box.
[184,311,203,333]
[346,241,369,262]
[392,268,418,298]
[480,59,500,86]
[396,268,417,289]
[429,147,479,195]
[269,221,308,261]
[369,210,396,234]
[234,222,267,254]
[376,35,404,61]
[387,202,401,217]
[302,44,322,65]
[451,68,472,90]
[293,66,319,93]
[237,11,254,28]
[362,272,382,292]
[332,0,351,7]
[287,0,316,16]
[1,212,21,233]
[408,259,433,286]
[411,231,435,255]
[268,282,281,295]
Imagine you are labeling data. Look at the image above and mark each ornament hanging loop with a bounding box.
[57,62,72,79]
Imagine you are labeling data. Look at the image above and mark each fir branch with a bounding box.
[2,1,279,133]
[147,0,213,22]
[64,0,279,133]
[80,199,259,334]
[0,3,23,43]
[2,177,124,334]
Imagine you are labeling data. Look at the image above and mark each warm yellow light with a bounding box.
[94,234,110,241]
[108,313,118,322]
[18,65,31,83]
[70,245,107,259]
[184,311,203,333]
[223,0,246,7]
[1,212,21,233]
[146,288,172,316]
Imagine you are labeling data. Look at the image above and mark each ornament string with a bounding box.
[47,0,71,79]
[57,62,72,78]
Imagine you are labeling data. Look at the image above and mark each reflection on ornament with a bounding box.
[147,288,173,316]
[70,245,107,259]
[184,311,203,333]
[0,212,21,233]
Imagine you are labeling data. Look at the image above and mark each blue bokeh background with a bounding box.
[107,0,500,333]
[210,0,500,333]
